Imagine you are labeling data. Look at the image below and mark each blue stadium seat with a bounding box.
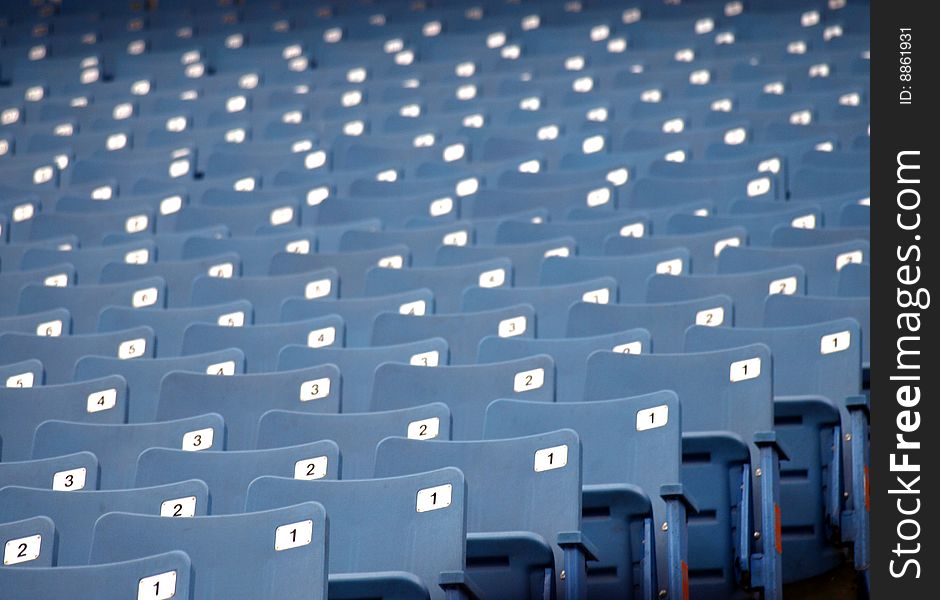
[190,268,338,323]
[277,338,450,412]
[181,315,344,372]
[100,252,244,307]
[685,318,868,577]
[373,304,536,364]
[567,296,732,353]
[245,469,476,600]
[0,552,194,599]
[0,452,99,491]
[0,359,44,388]
[376,430,596,600]
[584,345,784,599]
[33,415,226,490]
[136,440,339,514]
[477,328,650,402]
[281,289,434,346]
[270,244,412,297]
[98,301,254,357]
[74,349,245,422]
[157,364,340,449]
[0,327,155,383]
[90,503,328,600]
[0,481,208,565]
[484,392,691,600]
[364,258,513,313]
[256,403,451,478]
[372,356,555,439]
[18,277,166,333]
[646,266,806,327]
[462,277,618,337]
[0,516,57,568]
[0,376,128,461]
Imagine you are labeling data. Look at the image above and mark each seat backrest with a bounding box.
[0,452,99,491]
[0,516,57,567]
[646,266,806,327]
[685,318,862,406]
[0,480,208,565]
[567,296,732,353]
[372,356,555,439]
[0,327,155,383]
[375,429,582,591]
[246,468,467,600]
[157,365,340,449]
[0,376,128,461]
[277,338,449,412]
[0,551,194,599]
[372,304,536,364]
[477,328,650,402]
[135,440,339,514]
[90,503,328,600]
[181,316,344,372]
[97,301,253,357]
[74,349,246,422]
[584,345,774,451]
[33,415,226,489]
[0,359,44,389]
[256,403,451,478]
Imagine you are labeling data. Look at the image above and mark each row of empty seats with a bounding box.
[1,0,869,598]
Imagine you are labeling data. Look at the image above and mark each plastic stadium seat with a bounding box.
[100,252,244,307]
[21,240,159,284]
[0,552,194,599]
[764,294,871,374]
[604,227,749,274]
[436,237,577,286]
[567,296,733,353]
[281,289,434,346]
[277,338,450,413]
[98,301,254,357]
[246,469,475,600]
[181,315,344,373]
[718,241,869,296]
[135,440,339,514]
[157,364,341,450]
[33,415,226,490]
[484,392,691,600]
[373,304,536,364]
[462,277,618,337]
[90,503,328,600]
[0,481,208,565]
[372,356,554,439]
[17,277,167,334]
[0,308,71,336]
[0,516,57,568]
[646,265,806,327]
[0,359,43,388]
[256,403,451,478]
[477,328,650,402]
[0,264,77,316]
[0,452,99,491]
[0,376,128,461]
[584,345,783,599]
[190,268,338,323]
[685,318,868,576]
[0,327,155,383]
[270,244,412,297]
[539,250,690,303]
[376,430,596,600]
[341,223,476,268]
[74,349,246,423]
[364,258,513,313]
